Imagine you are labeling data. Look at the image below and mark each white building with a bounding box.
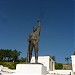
[31,56,55,71]
[71,55,75,75]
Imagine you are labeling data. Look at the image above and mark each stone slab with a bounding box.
[13,63,47,75]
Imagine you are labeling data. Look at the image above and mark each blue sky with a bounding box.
[0,0,74,63]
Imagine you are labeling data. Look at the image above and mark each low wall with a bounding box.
[49,70,72,75]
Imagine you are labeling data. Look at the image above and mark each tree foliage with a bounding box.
[55,63,63,69]
[65,57,70,64]
[73,51,75,55]
[50,56,56,61]
[20,57,27,62]
[0,49,21,62]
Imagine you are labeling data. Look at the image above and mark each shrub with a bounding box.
[0,62,3,65]
[2,62,17,69]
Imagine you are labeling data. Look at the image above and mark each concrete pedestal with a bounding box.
[14,63,47,75]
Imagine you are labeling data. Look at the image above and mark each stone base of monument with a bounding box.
[13,63,47,75]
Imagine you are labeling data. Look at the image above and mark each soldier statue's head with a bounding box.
[33,27,37,32]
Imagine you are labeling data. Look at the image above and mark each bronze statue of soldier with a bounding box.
[27,20,41,63]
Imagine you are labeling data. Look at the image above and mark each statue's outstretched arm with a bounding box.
[37,20,41,33]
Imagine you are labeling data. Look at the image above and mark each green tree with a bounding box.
[11,49,21,62]
[0,49,21,62]
[73,51,75,55]
[0,49,4,61]
[65,57,70,64]
[55,63,63,69]
[52,56,55,61]
[20,57,27,62]
[50,56,55,61]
